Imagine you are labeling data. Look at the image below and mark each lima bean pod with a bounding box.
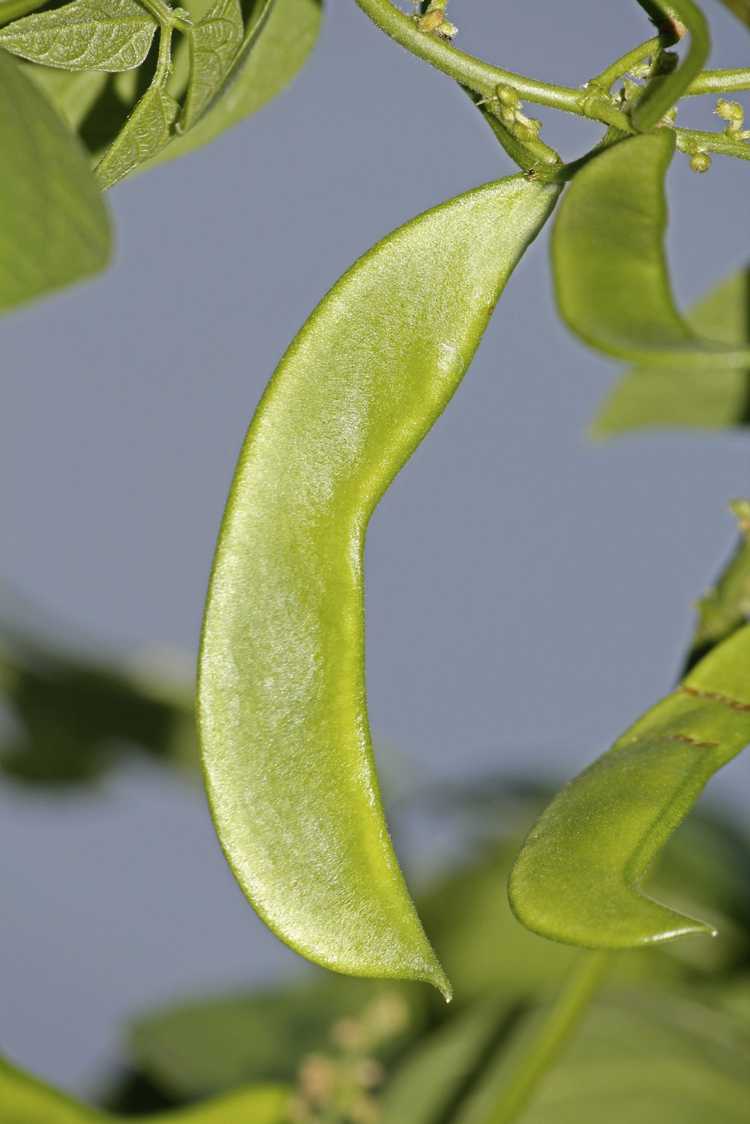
[198,174,560,995]
[509,625,750,949]
[552,131,750,370]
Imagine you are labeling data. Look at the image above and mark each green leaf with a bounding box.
[592,267,750,437]
[0,1053,289,1123]
[457,993,750,1124]
[509,625,750,949]
[630,0,709,131]
[181,0,244,130]
[24,65,109,129]
[198,175,560,995]
[0,48,111,312]
[95,82,179,188]
[130,978,425,1099]
[146,0,320,166]
[552,131,750,369]
[0,0,157,71]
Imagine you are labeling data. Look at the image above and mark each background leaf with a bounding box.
[0,47,111,311]
[456,993,750,1124]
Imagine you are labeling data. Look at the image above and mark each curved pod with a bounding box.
[510,626,750,949]
[552,131,750,370]
[199,175,559,994]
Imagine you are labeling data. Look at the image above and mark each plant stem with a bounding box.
[485,951,611,1124]
[352,0,631,130]
[588,36,660,91]
[687,69,750,95]
[675,126,750,159]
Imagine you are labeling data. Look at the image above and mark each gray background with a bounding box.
[1,0,748,1098]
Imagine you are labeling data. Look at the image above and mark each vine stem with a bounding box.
[687,69,750,95]
[587,36,660,91]
[352,0,631,130]
[485,951,611,1124]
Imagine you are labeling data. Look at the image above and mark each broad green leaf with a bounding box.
[685,500,750,671]
[129,978,425,1099]
[198,175,560,995]
[509,625,750,949]
[146,0,320,166]
[0,1054,289,1123]
[592,268,750,437]
[96,82,179,188]
[552,131,750,369]
[630,0,709,131]
[181,0,243,130]
[0,48,111,312]
[457,993,750,1124]
[0,0,157,71]
[25,65,108,129]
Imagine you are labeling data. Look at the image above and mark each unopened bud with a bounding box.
[690,151,711,173]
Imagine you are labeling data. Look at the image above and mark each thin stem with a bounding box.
[485,952,611,1124]
[154,20,174,83]
[675,126,750,160]
[352,0,631,130]
[588,36,660,91]
[687,69,750,95]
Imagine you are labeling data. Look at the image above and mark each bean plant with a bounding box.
[3,0,750,1120]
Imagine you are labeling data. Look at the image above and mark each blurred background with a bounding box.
[1,0,748,1102]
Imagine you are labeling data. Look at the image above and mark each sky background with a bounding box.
[1,0,749,1099]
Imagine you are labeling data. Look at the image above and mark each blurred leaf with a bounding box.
[96,82,179,187]
[129,977,429,1100]
[180,0,244,129]
[0,48,111,313]
[379,1000,518,1124]
[456,993,750,1123]
[592,268,750,437]
[510,626,750,950]
[0,0,157,71]
[0,623,197,786]
[24,66,108,128]
[0,1053,288,1122]
[553,132,750,369]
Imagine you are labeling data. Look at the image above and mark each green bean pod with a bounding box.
[552,130,750,370]
[509,625,750,949]
[199,175,560,995]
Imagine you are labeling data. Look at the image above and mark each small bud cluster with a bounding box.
[715,98,750,140]
[413,0,457,40]
[492,85,542,141]
[289,992,410,1124]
